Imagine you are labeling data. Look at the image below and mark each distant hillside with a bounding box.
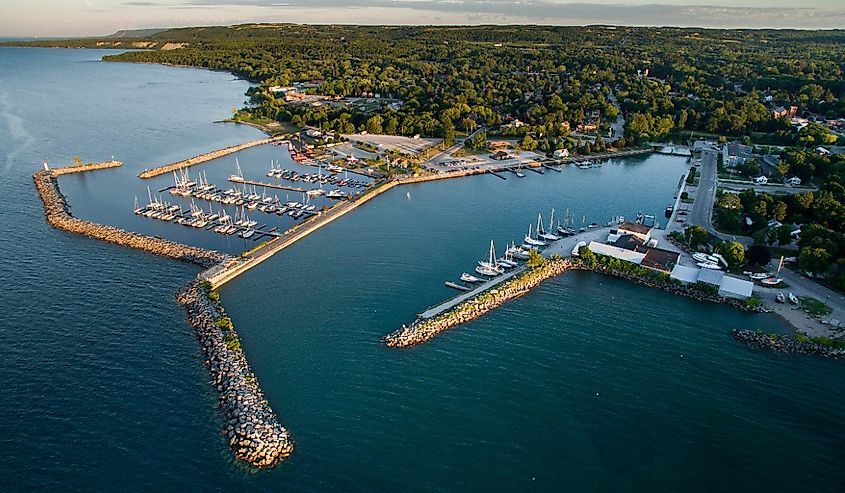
[105,28,169,39]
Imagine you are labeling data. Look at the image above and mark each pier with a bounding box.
[138,135,287,179]
[233,177,308,193]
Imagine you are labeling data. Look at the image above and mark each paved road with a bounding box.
[606,89,625,139]
[688,150,718,235]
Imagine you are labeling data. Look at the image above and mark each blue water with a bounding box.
[1,47,844,492]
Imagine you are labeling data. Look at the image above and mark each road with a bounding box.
[606,89,625,139]
[688,150,718,235]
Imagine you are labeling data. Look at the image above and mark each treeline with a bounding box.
[50,23,841,145]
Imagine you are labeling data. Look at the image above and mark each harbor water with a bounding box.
[1,47,844,492]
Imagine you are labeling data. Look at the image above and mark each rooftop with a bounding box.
[618,221,652,235]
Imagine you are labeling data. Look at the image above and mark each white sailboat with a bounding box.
[476,240,503,276]
[229,157,244,182]
[524,223,547,247]
[538,211,561,241]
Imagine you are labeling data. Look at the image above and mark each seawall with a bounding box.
[138,135,287,179]
[34,169,229,268]
[178,282,294,467]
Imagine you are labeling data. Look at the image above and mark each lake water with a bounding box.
[1,47,843,492]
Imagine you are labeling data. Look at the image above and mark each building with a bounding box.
[719,276,754,299]
[617,221,652,243]
[772,105,798,119]
[723,141,756,167]
[491,150,511,161]
[587,241,646,264]
[785,176,802,186]
[637,247,681,273]
[553,148,570,159]
[669,265,754,300]
[752,175,768,185]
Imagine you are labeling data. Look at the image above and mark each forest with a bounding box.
[13,24,843,149]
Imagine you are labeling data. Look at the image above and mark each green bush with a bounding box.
[215,316,233,332]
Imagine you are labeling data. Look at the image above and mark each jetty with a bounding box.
[138,135,287,179]
[233,177,307,193]
[34,165,228,268]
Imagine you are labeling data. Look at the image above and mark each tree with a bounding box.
[746,244,772,266]
[776,224,793,245]
[684,225,709,249]
[799,247,831,275]
[366,115,384,134]
[527,248,547,268]
[717,241,745,268]
[441,117,455,147]
[577,245,597,268]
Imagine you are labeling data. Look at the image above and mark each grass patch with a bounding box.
[799,296,832,317]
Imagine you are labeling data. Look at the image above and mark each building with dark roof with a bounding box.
[617,221,652,242]
[636,246,681,273]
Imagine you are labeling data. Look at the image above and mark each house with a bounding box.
[784,176,802,186]
[553,148,570,159]
[617,221,652,242]
[752,175,768,185]
[772,106,789,119]
[816,147,831,156]
[612,233,643,250]
[576,122,598,134]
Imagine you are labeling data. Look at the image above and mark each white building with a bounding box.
[617,221,652,243]
[752,175,768,185]
[669,264,754,300]
[553,148,570,159]
[785,176,802,186]
[587,241,646,264]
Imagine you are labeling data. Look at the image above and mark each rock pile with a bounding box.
[33,170,229,268]
[178,282,294,467]
[732,329,845,358]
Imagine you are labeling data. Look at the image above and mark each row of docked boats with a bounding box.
[445,208,582,291]
[692,252,725,270]
[266,160,368,189]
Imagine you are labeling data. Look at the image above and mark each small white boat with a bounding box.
[748,273,771,281]
[326,189,344,199]
[240,229,255,239]
[761,277,783,286]
[475,265,500,277]
[692,253,710,263]
[776,292,786,303]
[571,241,587,257]
[698,262,722,270]
[788,293,799,305]
[460,273,484,283]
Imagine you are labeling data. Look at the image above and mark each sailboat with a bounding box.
[476,240,503,276]
[524,223,547,247]
[761,256,785,285]
[538,211,561,241]
[229,158,244,183]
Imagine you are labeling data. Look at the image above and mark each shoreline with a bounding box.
[384,258,759,348]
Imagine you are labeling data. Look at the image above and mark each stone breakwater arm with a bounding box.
[50,160,123,175]
[384,258,760,348]
[178,282,294,467]
[34,170,229,268]
[138,136,286,179]
[384,259,576,348]
[732,329,845,358]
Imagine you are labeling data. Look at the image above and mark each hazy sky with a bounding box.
[2,1,844,37]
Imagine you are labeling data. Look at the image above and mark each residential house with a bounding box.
[752,175,768,185]
[617,221,652,242]
[553,148,570,159]
[723,141,756,167]
[784,176,802,186]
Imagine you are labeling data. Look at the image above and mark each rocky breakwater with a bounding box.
[732,329,845,358]
[384,258,575,347]
[33,169,229,268]
[178,281,294,467]
[138,135,286,179]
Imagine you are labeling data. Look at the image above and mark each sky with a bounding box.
[1,0,844,37]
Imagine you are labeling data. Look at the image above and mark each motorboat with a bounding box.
[692,253,710,263]
[776,292,786,303]
[460,273,484,283]
[788,293,799,305]
[698,262,722,270]
[240,229,255,239]
[748,273,771,281]
[326,189,345,199]
[761,277,783,286]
